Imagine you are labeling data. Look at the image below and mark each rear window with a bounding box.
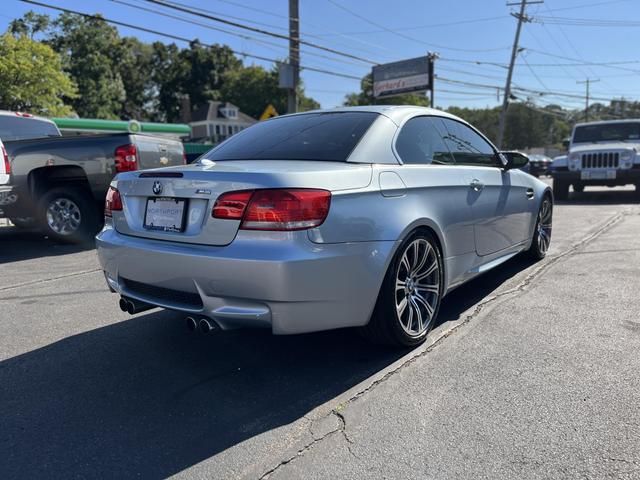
[0,115,60,141]
[573,122,640,144]
[205,112,379,162]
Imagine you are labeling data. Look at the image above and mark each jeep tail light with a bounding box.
[115,144,138,172]
[182,151,188,165]
[212,189,331,231]
[105,186,123,217]
[1,144,9,175]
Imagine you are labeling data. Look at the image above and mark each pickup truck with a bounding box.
[552,119,640,200]
[0,111,186,243]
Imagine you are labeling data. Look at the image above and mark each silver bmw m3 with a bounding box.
[96,106,552,347]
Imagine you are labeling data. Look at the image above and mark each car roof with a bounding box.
[574,118,640,128]
[0,110,56,124]
[283,105,467,127]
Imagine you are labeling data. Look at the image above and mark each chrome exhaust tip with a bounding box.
[186,317,197,332]
[118,298,129,312]
[199,318,218,334]
[119,296,154,315]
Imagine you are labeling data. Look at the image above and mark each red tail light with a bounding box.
[1,144,9,175]
[182,151,188,165]
[104,186,123,217]
[212,190,253,220]
[114,144,138,173]
[212,189,331,231]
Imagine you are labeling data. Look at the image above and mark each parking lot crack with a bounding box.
[324,209,629,415]
[0,268,101,292]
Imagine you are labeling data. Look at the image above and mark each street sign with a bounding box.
[278,63,295,89]
[372,56,432,98]
[259,104,279,121]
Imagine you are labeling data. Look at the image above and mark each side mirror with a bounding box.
[500,151,529,170]
[562,139,570,150]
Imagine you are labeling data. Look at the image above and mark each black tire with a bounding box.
[9,217,37,229]
[552,179,569,201]
[360,230,444,348]
[526,195,553,261]
[572,183,584,193]
[38,187,100,244]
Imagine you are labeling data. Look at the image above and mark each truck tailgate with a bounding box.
[134,136,184,170]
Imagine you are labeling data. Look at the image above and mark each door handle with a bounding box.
[526,188,535,199]
[469,179,484,191]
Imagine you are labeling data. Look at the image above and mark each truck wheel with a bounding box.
[39,187,100,244]
[552,179,569,201]
[9,217,37,229]
[572,183,584,193]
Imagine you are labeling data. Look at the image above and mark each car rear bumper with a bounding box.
[0,185,34,218]
[96,224,396,334]
[553,167,640,185]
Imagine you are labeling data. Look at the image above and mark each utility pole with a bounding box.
[496,0,543,149]
[288,0,300,114]
[427,51,439,108]
[577,78,600,122]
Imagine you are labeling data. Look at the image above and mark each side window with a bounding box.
[438,118,499,167]
[396,116,455,165]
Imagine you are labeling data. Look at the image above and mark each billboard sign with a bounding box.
[372,56,432,98]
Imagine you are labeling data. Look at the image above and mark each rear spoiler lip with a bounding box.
[138,172,184,178]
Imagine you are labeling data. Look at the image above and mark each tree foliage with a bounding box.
[220,65,319,119]
[47,13,126,119]
[0,33,77,116]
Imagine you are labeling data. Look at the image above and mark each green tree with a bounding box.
[116,37,155,120]
[48,13,126,119]
[344,73,430,107]
[8,11,51,39]
[150,41,244,122]
[220,65,319,119]
[0,33,77,116]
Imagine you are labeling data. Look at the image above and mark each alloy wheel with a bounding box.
[46,197,82,236]
[537,199,552,254]
[394,238,440,336]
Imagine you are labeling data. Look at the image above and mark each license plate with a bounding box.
[144,197,187,232]
[581,170,616,180]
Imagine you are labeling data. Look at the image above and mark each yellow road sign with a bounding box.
[259,104,278,121]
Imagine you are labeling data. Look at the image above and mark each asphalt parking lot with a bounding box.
[1,181,639,479]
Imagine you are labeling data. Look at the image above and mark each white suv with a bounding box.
[552,119,640,199]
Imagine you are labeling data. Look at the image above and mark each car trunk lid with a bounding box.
[112,160,372,246]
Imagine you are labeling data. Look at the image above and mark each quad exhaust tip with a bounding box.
[186,317,197,332]
[199,318,218,334]
[118,297,154,315]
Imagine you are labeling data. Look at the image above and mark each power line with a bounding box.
[324,0,511,53]
[162,0,394,58]
[545,0,633,13]
[142,0,377,64]
[111,0,369,70]
[18,0,364,81]
[313,15,509,37]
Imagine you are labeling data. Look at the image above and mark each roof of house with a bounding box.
[191,101,256,124]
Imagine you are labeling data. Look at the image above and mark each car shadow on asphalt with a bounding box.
[0,251,540,478]
[0,226,94,264]
[436,254,537,326]
[0,310,405,478]
[556,188,639,205]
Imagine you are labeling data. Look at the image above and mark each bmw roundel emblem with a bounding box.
[152,181,163,195]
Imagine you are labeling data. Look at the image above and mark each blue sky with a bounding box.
[3,0,640,112]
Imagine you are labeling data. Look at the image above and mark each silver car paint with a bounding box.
[96,106,550,334]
